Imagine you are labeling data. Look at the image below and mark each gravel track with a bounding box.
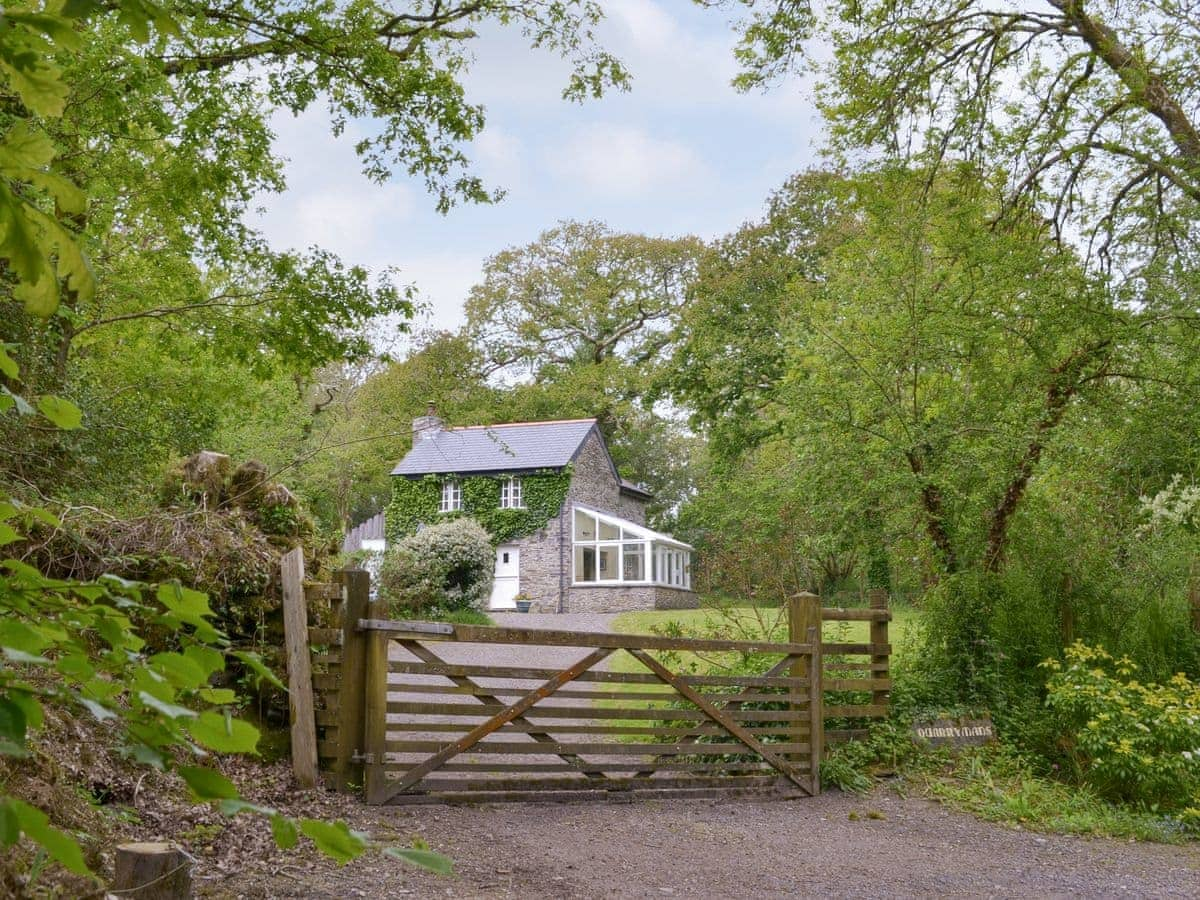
[207,788,1200,899]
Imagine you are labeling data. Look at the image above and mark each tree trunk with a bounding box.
[982,341,1110,573]
[906,448,957,573]
[112,842,192,899]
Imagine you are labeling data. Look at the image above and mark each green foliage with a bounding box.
[819,719,919,794]
[378,518,495,613]
[1043,643,1200,810]
[720,1,1200,268]
[385,470,572,545]
[430,608,494,626]
[0,355,451,879]
[1,0,630,514]
[465,220,706,519]
[921,746,1194,842]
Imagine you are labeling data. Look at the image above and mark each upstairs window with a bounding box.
[439,479,462,513]
[500,477,524,509]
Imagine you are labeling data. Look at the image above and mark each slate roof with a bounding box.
[391,418,599,476]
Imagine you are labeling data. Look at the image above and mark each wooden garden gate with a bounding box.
[284,552,893,805]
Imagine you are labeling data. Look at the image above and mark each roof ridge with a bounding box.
[451,418,597,431]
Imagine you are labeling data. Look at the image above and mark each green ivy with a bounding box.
[385,469,572,545]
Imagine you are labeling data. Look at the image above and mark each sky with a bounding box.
[250,1,822,338]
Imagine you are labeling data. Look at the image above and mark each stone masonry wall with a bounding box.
[562,585,699,613]
[566,431,645,523]
[509,523,564,611]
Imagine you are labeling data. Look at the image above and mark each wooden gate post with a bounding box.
[332,568,370,793]
[789,591,823,792]
[868,588,891,710]
[280,548,318,789]
[363,627,389,804]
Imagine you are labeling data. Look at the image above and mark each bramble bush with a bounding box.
[378,518,494,614]
[1043,642,1200,814]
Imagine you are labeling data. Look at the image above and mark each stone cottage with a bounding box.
[376,410,697,613]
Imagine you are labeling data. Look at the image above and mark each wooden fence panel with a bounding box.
[820,592,892,733]
[354,594,825,805]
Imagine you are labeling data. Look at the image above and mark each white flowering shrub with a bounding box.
[378,518,494,613]
[1139,474,1200,533]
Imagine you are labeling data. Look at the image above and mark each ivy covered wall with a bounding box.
[385,468,572,545]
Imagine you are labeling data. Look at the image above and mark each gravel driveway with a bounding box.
[209,786,1200,898]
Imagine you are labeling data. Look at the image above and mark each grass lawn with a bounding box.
[610,602,922,666]
[593,602,922,735]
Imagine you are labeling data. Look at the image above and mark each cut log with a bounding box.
[112,842,191,898]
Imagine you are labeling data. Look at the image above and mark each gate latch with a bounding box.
[351,751,375,764]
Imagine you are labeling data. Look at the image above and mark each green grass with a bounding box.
[429,608,494,626]
[592,602,922,737]
[610,602,922,665]
[916,748,1193,843]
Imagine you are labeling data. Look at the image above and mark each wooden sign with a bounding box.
[912,716,995,749]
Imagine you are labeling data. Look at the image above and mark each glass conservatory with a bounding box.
[571,505,692,589]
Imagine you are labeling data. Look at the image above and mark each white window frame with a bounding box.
[570,505,691,589]
[500,476,524,509]
[439,479,462,513]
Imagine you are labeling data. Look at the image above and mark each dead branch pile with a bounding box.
[22,451,325,645]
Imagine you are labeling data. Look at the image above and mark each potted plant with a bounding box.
[513,592,534,613]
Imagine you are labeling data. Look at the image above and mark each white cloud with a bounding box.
[550,124,709,196]
[250,108,416,264]
[472,127,525,192]
[399,251,489,332]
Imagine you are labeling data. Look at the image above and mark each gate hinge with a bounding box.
[351,751,375,764]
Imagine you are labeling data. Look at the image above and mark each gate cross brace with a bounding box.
[386,647,614,799]
[396,639,609,782]
[626,648,813,795]
[634,653,803,777]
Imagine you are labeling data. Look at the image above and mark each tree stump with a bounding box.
[112,842,191,899]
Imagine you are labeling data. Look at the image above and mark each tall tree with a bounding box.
[1,1,628,504]
[464,221,705,519]
[716,0,1200,270]
[466,220,702,381]
[675,167,1137,579]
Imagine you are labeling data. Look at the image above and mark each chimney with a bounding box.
[412,402,444,442]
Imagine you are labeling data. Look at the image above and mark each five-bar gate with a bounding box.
[291,560,892,805]
[359,618,820,803]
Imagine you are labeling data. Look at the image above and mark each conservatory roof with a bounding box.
[391,418,599,476]
[574,505,693,551]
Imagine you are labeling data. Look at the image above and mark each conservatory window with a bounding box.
[500,477,524,509]
[571,505,692,589]
[439,479,461,513]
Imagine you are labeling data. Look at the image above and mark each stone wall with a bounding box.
[565,431,645,523]
[508,523,563,611]
[651,586,700,610]
[562,584,699,613]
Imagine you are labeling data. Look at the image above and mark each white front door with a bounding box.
[490,545,520,609]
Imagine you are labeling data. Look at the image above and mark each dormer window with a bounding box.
[500,477,524,509]
[439,479,462,513]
